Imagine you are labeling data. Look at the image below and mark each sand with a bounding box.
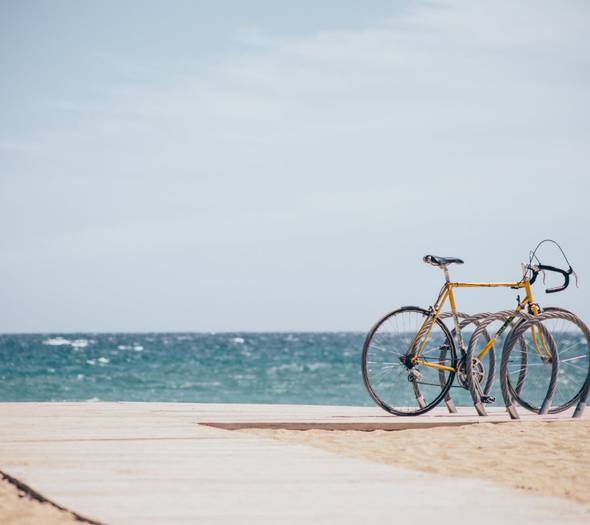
[0,475,85,525]
[243,420,590,504]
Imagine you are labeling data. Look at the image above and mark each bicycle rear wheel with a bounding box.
[362,306,457,416]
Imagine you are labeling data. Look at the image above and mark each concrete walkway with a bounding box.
[0,402,588,524]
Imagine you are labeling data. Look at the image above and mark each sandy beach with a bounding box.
[0,475,82,525]
[243,420,590,505]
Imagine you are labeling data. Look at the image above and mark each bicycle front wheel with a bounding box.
[501,309,590,415]
[362,306,457,416]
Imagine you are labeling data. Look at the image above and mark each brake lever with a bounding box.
[526,264,539,285]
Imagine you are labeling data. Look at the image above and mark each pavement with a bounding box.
[0,402,588,524]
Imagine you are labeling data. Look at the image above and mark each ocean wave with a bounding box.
[117,344,144,352]
[268,363,304,374]
[43,337,89,349]
[43,337,71,346]
[268,362,329,374]
[86,357,109,366]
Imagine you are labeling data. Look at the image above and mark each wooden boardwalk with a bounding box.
[0,402,588,524]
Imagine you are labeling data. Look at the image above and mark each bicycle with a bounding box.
[361,241,590,417]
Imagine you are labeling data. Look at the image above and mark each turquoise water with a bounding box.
[1,331,584,409]
[0,333,370,405]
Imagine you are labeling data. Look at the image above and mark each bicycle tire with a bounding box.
[362,306,457,416]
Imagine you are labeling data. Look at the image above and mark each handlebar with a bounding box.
[528,264,573,294]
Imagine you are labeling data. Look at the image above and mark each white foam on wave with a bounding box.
[231,337,245,344]
[268,362,328,374]
[42,337,89,349]
[117,344,144,352]
[268,363,304,374]
[87,357,109,366]
[43,337,71,346]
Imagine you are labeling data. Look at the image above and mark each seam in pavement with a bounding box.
[3,436,223,443]
[198,417,579,431]
[1,471,107,525]
[199,421,478,430]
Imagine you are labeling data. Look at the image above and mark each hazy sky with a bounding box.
[1,0,589,332]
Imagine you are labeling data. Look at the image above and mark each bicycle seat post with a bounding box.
[442,266,451,283]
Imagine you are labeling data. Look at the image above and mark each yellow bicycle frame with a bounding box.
[411,270,550,373]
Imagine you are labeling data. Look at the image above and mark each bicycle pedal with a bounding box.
[481,395,495,405]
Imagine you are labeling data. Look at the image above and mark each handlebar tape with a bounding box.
[535,264,573,294]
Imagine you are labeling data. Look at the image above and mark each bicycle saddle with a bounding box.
[423,255,464,267]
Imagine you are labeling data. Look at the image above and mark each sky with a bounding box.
[1,0,589,332]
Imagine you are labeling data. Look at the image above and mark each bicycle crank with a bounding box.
[457,356,485,389]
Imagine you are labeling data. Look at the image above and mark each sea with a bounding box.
[1,331,579,408]
[0,333,373,405]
